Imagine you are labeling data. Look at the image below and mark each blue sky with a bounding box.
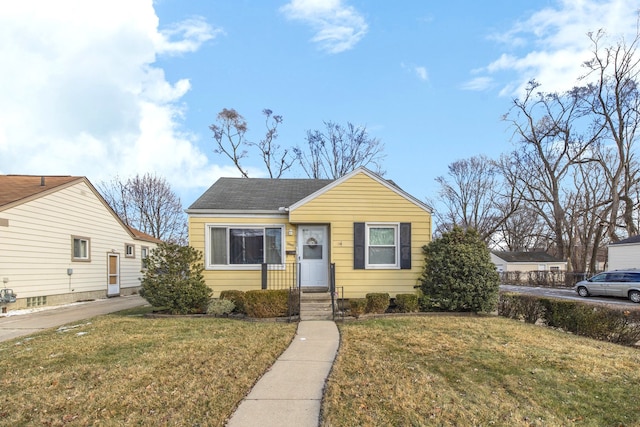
[1,0,638,209]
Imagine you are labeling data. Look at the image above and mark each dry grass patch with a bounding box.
[322,315,640,426]
[0,307,296,426]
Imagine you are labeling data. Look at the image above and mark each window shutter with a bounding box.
[353,222,365,269]
[400,223,411,269]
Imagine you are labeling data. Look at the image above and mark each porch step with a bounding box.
[300,291,333,321]
[301,286,329,293]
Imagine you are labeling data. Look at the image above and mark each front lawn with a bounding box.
[322,315,640,426]
[3,309,639,426]
[0,307,296,426]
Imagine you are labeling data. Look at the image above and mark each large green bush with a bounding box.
[419,227,499,313]
[140,243,212,314]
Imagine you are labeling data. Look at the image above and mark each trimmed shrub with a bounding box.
[395,294,419,313]
[498,293,545,324]
[419,227,499,313]
[244,290,290,318]
[207,299,235,316]
[349,299,367,318]
[140,243,211,315]
[219,290,246,314]
[366,293,390,314]
[499,294,640,346]
[538,299,585,331]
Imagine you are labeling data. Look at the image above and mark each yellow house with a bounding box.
[187,167,432,299]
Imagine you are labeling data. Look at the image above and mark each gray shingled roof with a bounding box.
[188,177,334,211]
[610,235,640,245]
[492,251,564,263]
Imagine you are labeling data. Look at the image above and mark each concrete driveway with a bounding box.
[0,295,148,343]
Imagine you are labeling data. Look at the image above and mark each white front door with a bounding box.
[107,253,120,297]
[298,225,328,287]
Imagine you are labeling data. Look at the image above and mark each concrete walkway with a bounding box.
[0,295,148,342]
[226,320,340,427]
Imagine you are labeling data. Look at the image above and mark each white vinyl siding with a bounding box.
[0,180,157,299]
[608,243,640,270]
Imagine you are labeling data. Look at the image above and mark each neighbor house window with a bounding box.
[207,225,284,268]
[125,244,135,258]
[141,246,149,269]
[366,223,399,268]
[71,236,91,261]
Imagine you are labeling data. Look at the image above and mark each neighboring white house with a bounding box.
[608,235,640,270]
[490,251,567,273]
[0,175,160,311]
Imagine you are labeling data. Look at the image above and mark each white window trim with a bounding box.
[125,243,135,258]
[205,224,286,270]
[141,246,150,270]
[365,223,400,269]
[71,235,91,262]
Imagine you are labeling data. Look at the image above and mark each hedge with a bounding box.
[349,299,367,318]
[499,293,640,346]
[244,289,297,318]
[394,294,419,313]
[219,290,246,314]
[365,293,390,314]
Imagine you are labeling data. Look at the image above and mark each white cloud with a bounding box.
[401,63,429,82]
[281,0,368,53]
[156,17,223,56]
[460,77,493,91]
[414,66,428,81]
[476,0,640,96]
[0,0,224,196]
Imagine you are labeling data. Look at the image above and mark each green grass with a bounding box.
[3,309,639,426]
[322,316,640,427]
[0,307,296,426]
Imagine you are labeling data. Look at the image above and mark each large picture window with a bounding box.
[207,225,283,268]
[366,224,399,268]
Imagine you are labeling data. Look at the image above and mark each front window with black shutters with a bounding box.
[366,224,399,268]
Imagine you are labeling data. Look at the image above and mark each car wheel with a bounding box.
[577,286,590,297]
[629,290,640,303]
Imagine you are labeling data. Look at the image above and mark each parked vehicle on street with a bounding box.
[574,270,640,303]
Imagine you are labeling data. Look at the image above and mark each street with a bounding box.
[500,284,639,308]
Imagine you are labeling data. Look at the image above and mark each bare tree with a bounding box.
[495,204,551,252]
[432,155,518,245]
[579,27,640,240]
[503,81,600,262]
[256,109,295,178]
[295,121,386,179]
[209,108,294,178]
[565,157,611,272]
[209,108,250,178]
[99,174,187,244]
